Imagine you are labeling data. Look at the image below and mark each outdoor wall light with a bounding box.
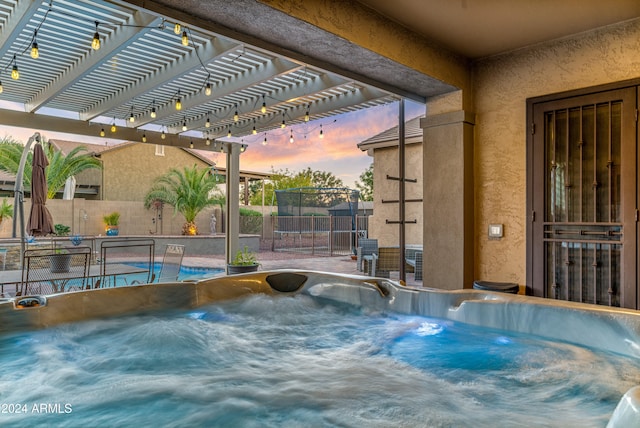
[92,22,101,50]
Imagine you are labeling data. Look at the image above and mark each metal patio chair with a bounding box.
[156,244,185,283]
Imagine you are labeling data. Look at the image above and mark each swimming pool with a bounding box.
[1,294,638,427]
[1,271,639,426]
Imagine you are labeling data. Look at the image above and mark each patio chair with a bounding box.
[156,244,185,283]
[21,246,92,295]
[405,249,423,281]
[370,247,400,278]
[356,238,378,272]
[98,239,155,287]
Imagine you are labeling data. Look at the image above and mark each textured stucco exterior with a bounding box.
[99,143,211,201]
[369,144,423,247]
[472,18,640,287]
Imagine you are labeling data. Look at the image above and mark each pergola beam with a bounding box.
[138,57,303,127]
[79,36,242,121]
[25,11,161,113]
[0,0,43,60]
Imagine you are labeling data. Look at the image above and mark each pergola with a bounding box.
[0,0,449,267]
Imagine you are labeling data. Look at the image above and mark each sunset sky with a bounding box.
[0,99,424,187]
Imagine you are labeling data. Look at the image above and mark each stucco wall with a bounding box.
[101,144,211,201]
[472,18,640,286]
[370,144,423,247]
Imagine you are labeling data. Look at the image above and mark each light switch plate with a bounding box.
[488,224,503,239]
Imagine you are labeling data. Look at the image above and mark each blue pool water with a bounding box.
[0,294,638,427]
[121,262,223,283]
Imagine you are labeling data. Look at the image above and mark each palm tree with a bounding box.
[0,137,102,198]
[144,165,221,235]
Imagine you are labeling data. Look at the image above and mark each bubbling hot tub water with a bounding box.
[0,293,638,427]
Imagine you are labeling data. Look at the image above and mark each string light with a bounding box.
[129,107,135,123]
[30,31,39,59]
[142,133,147,143]
[252,125,257,135]
[304,107,310,122]
[181,30,188,46]
[189,140,193,149]
[173,23,181,34]
[205,80,212,96]
[91,21,101,50]
[182,118,187,131]
[110,118,116,133]
[319,124,324,139]
[11,55,19,80]
[234,105,239,122]
[261,95,267,114]
[161,130,166,139]
[205,115,211,128]
[227,127,231,137]
[262,135,268,146]
[150,101,156,118]
[175,91,182,111]
[0,81,4,94]
[289,131,294,144]
[280,113,286,129]
[206,136,211,145]
[99,128,105,137]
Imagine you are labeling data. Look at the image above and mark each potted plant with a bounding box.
[227,246,259,275]
[53,223,71,236]
[103,212,120,236]
[50,248,71,273]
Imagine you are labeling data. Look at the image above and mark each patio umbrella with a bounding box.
[27,143,54,236]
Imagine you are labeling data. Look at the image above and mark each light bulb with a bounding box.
[175,98,182,111]
[161,130,166,139]
[100,128,105,137]
[227,128,231,137]
[305,110,309,122]
[281,119,285,129]
[174,23,181,34]
[205,117,211,128]
[189,141,193,149]
[111,124,116,133]
[252,126,257,135]
[142,134,147,143]
[240,145,246,153]
[289,132,294,143]
[205,82,212,96]
[11,65,19,80]
[92,23,101,51]
[0,81,4,94]
[206,137,211,146]
[129,113,135,123]
[234,111,239,122]
[150,107,156,118]
[182,121,187,131]
[319,128,324,139]
[262,137,267,146]
[181,30,188,46]
[261,102,266,114]
[31,42,39,59]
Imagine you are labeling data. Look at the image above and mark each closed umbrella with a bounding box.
[27,144,54,236]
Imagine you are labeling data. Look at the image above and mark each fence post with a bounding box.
[311,215,315,256]
[329,215,333,256]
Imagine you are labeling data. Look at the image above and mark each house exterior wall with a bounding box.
[101,144,211,201]
[370,143,423,247]
[472,18,640,287]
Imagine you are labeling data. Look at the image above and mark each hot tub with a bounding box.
[0,271,639,427]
